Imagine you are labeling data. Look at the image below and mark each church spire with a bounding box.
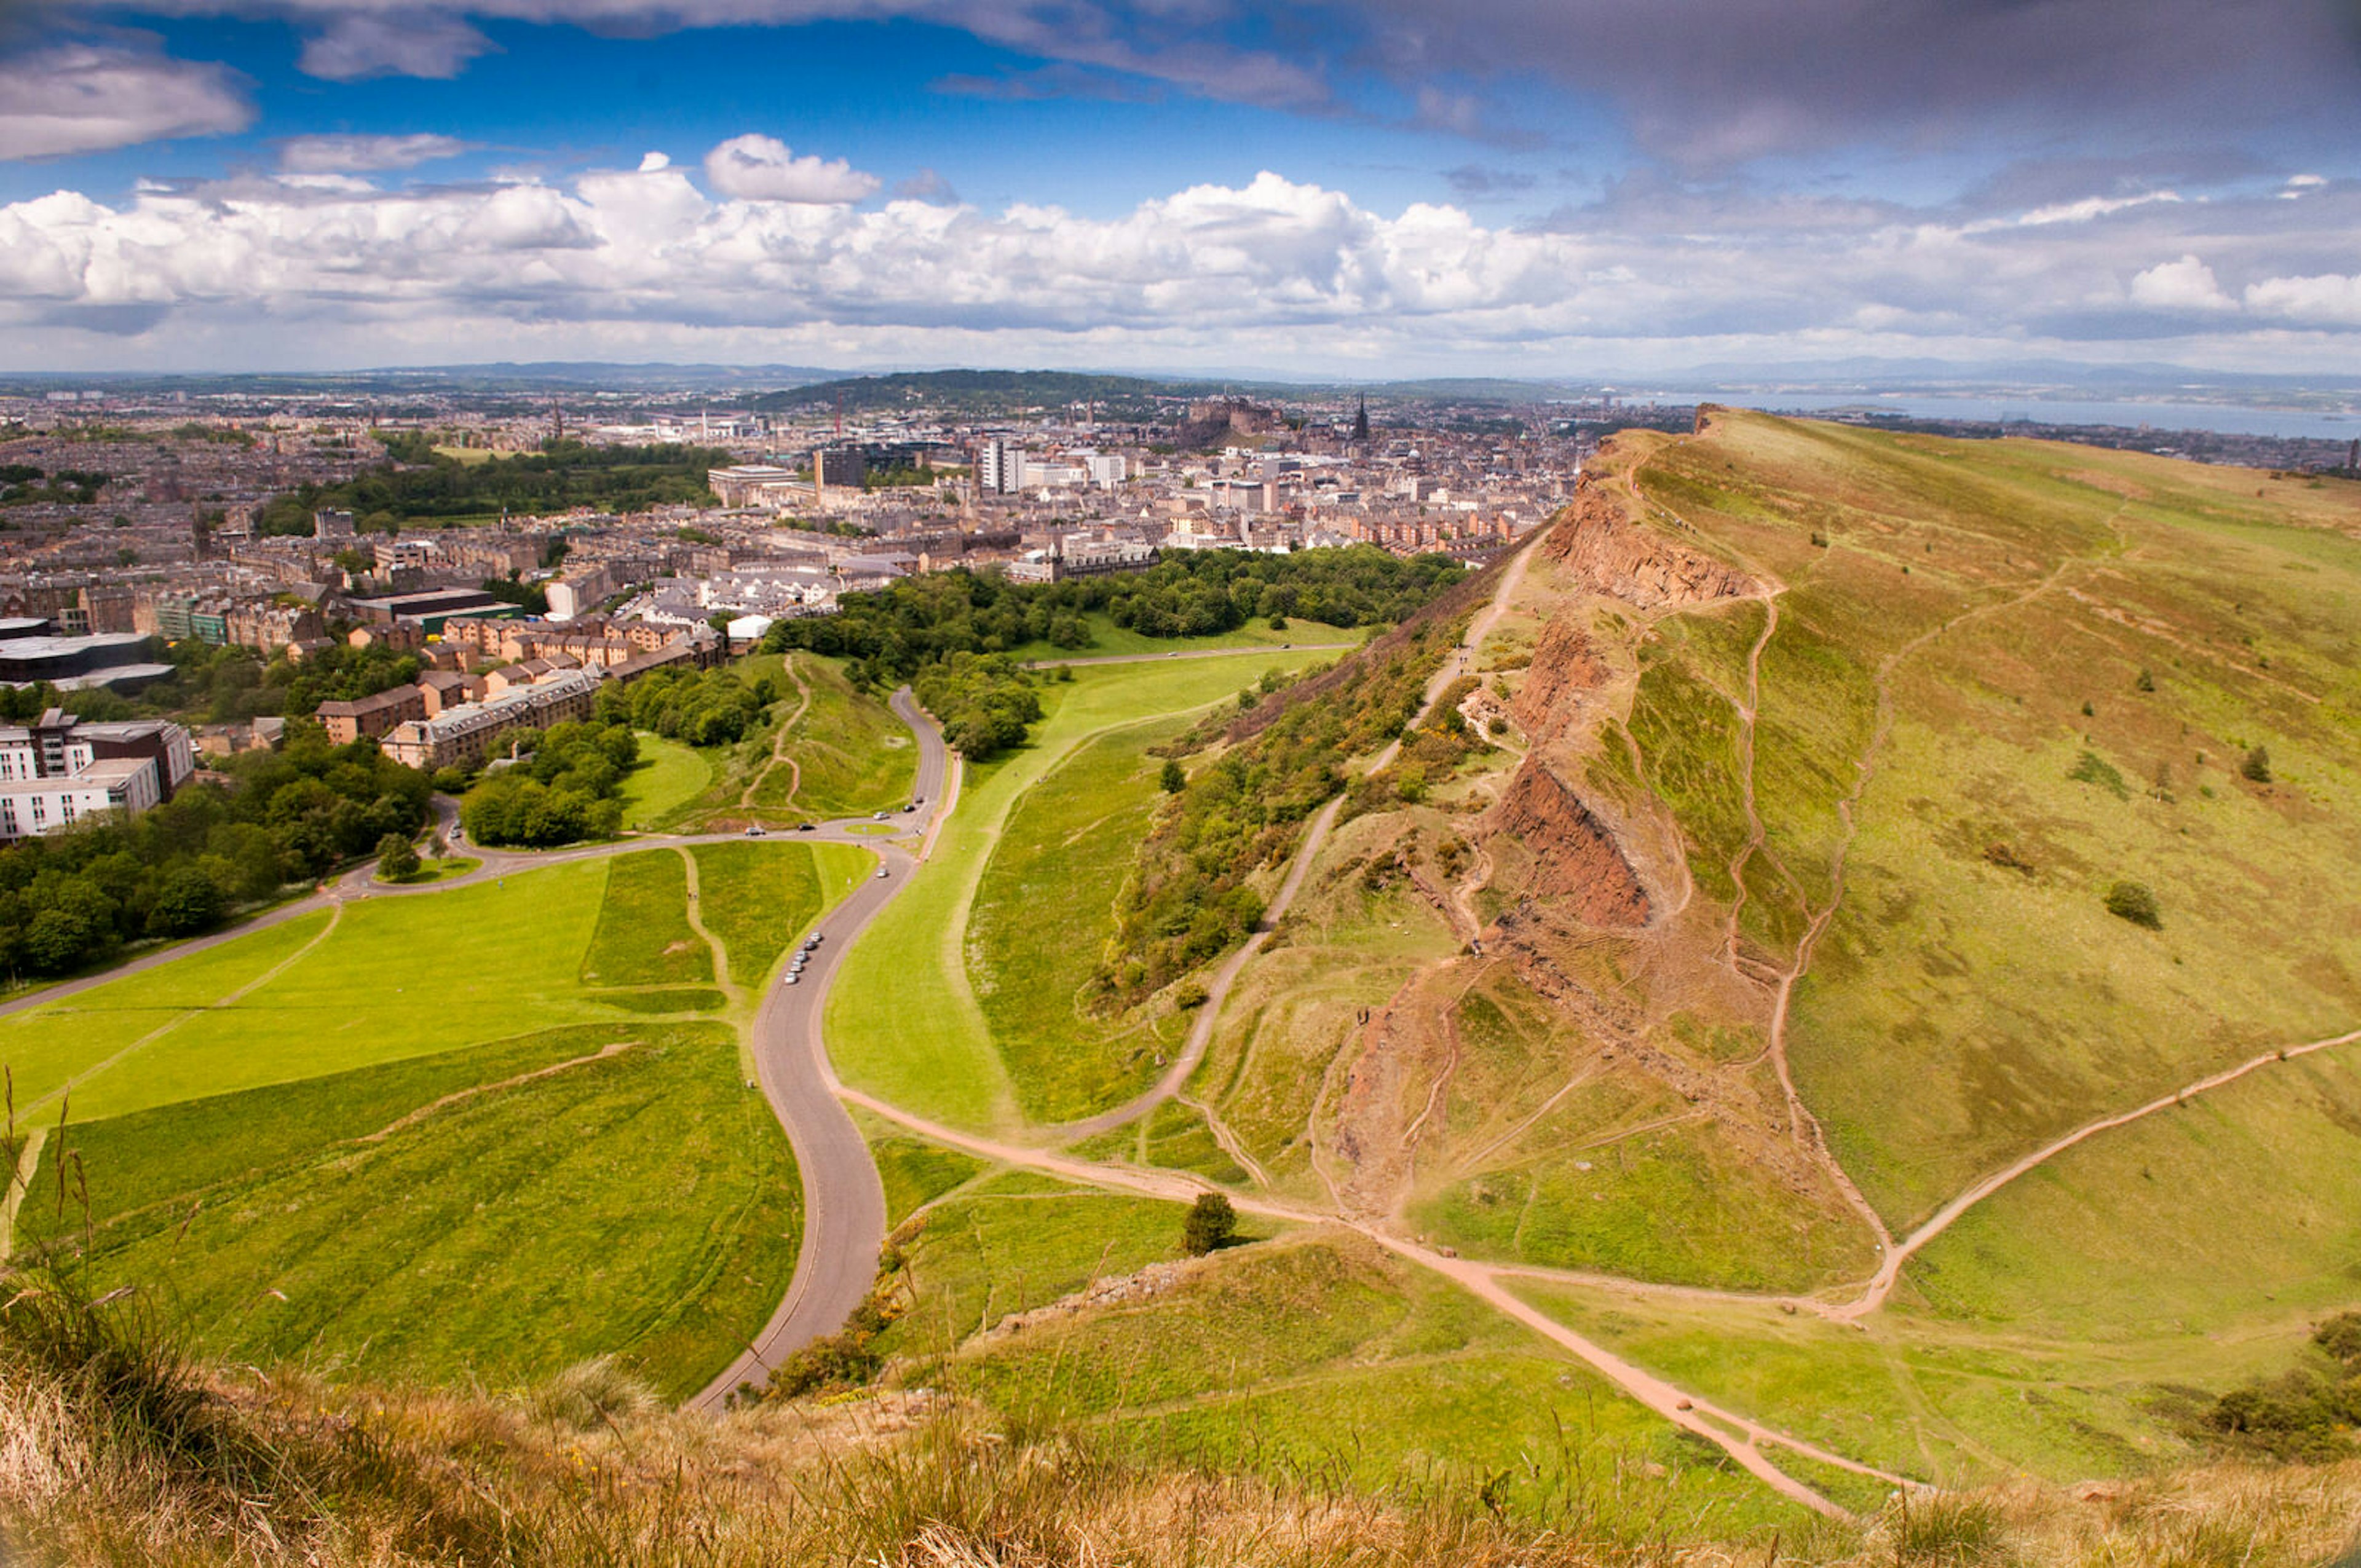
[1351,393,1369,444]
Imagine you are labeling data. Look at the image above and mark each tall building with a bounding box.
[978,439,1021,495]
[813,447,867,494]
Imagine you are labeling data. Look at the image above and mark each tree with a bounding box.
[1182,1192,1237,1256]
[1160,759,1187,794]
[144,867,224,937]
[376,831,421,881]
[2103,881,2162,929]
[2243,745,2274,784]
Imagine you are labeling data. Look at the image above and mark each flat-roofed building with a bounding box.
[0,710,194,840]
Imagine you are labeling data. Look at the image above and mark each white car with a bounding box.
[781,974,800,986]
[875,867,890,880]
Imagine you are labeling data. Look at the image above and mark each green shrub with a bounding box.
[2244,745,2274,783]
[1182,1192,1237,1256]
[2104,881,2162,929]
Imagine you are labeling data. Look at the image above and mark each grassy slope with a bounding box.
[900,1200,1801,1536]
[828,652,1331,1133]
[1467,417,2361,1484]
[963,716,1189,1121]
[618,733,713,828]
[0,912,336,1114]
[1002,613,1365,664]
[750,655,919,820]
[690,840,871,985]
[0,838,889,1398]
[1616,417,2361,1232]
[580,850,711,987]
[31,1023,795,1398]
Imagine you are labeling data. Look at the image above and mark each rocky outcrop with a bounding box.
[1509,618,1610,741]
[1481,758,1650,929]
[1545,484,1754,610]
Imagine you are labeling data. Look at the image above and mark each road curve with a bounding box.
[689,685,950,1409]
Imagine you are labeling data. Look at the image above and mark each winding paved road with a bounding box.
[690,687,949,1410]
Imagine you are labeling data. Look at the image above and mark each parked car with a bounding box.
[875,867,890,880]
[797,822,817,832]
[744,825,766,837]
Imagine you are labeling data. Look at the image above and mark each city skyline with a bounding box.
[0,1,2356,376]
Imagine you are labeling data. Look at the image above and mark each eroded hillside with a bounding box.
[1182,409,2361,1481]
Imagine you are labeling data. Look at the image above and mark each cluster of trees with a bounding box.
[0,463,109,507]
[257,439,729,535]
[593,666,778,748]
[0,728,430,979]
[769,548,1466,677]
[911,653,1043,761]
[2202,1312,2361,1460]
[17,641,421,732]
[1101,634,1447,1003]
[457,721,639,847]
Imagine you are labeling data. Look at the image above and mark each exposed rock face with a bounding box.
[1509,618,1610,741]
[1482,758,1650,929]
[1544,484,1755,609]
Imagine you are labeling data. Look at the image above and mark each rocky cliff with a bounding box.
[1480,758,1650,929]
[1543,483,1755,609]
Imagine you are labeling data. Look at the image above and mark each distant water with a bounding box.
[1651,392,2356,443]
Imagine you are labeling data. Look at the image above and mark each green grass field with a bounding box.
[1004,613,1366,665]
[0,837,882,1398]
[619,733,713,827]
[379,855,481,886]
[827,651,1333,1134]
[23,1022,796,1398]
[689,840,871,985]
[963,716,1190,1121]
[581,850,712,987]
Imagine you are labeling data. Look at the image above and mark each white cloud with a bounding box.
[279,133,472,172]
[0,42,253,161]
[703,135,881,204]
[2245,273,2361,326]
[297,11,494,81]
[2129,254,2237,312]
[0,163,2354,371]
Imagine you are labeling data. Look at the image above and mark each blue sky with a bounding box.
[0,1,2355,375]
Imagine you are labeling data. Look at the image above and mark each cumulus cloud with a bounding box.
[0,40,252,160]
[2129,255,2237,312]
[279,133,472,172]
[297,10,495,80]
[2245,273,2361,326]
[703,135,880,203]
[0,160,2354,369]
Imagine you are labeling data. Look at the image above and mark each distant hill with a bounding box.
[751,369,1225,419]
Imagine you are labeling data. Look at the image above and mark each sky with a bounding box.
[0,0,2357,377]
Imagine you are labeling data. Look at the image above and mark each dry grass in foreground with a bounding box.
[1,1264,2358,1567]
